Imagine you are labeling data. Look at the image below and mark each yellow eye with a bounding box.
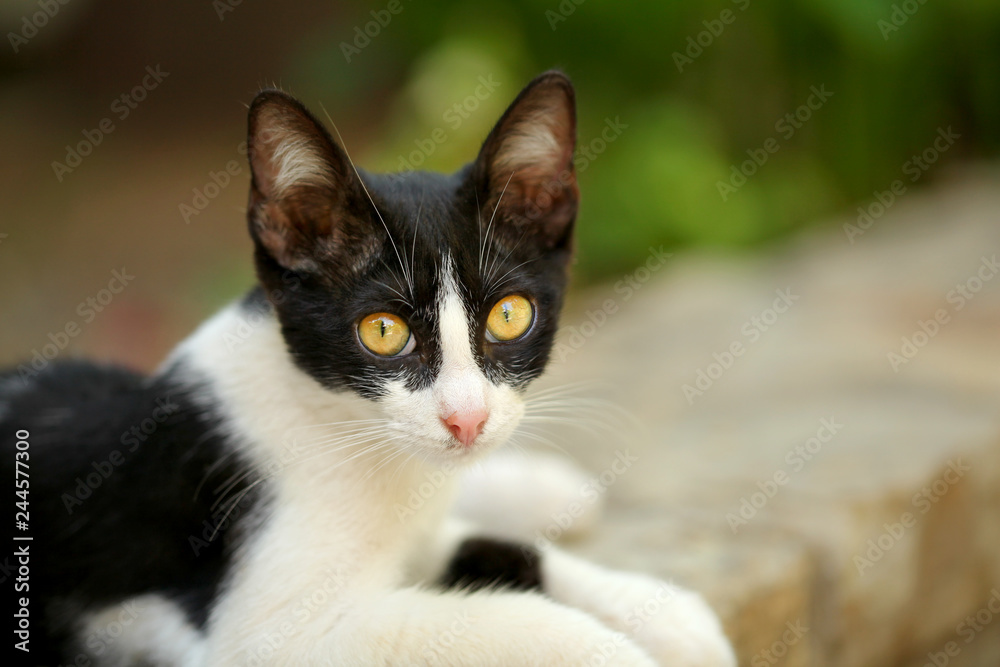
[487,295,534,342]
[358,313,412,357]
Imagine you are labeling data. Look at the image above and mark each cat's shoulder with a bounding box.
[0,359,214,452]
[2,358,147,405]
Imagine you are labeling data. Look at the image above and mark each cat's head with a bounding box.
[245,71,578,462]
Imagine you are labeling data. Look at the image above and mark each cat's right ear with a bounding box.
[247,90,366,274]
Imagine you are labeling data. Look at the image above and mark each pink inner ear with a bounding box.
[250,102,336,201]
[489,105,578,237]
[492,104,574,188]
[484,78,578,232]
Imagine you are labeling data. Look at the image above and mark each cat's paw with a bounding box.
[454,451,604,541]
[511,602,661,667]
[544,551,736,667]
[335,589,661,667]
[616,577,736,667]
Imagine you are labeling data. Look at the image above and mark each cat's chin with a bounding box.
[405,435,513,469]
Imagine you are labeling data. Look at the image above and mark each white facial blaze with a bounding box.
[435,257,488,420]
[376,255,525,458]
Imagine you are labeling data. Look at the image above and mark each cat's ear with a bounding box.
[474,71,578,248]
[247,90,367,273]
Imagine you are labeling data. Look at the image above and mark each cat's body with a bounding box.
[1,72,736,666]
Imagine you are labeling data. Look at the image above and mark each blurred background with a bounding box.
[2,0,998,368]
[3,1,1000,665]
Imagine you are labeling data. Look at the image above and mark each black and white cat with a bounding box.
[1,72,736,666]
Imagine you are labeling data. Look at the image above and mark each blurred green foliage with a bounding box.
[289,0,1000,282]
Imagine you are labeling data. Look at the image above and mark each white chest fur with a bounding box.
[169,304,455,661]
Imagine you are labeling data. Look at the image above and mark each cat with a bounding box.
[1,71,736,666]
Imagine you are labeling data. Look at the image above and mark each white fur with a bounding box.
[76,594,206,666]
[271,137,333,194]
[253,109,334,195]
[454,450,604,541]
[493,108,563,180]
[434,256,488,419]
[408,519,735,667]
[167,305,454,663]
[89,291,734,666]
[541,551,737,667]
[378,256,524,464]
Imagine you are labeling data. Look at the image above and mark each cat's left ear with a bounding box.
[473,71,578,248]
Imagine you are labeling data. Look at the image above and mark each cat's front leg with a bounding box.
[203,569,655,666]
[453,450,605,541]
[415,519,736,667]
[539,548,737,667]
[325,587,658,666]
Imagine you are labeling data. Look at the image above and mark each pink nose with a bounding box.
[443,410,488,447]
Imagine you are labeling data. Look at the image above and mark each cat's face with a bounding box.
[245,72,579,462]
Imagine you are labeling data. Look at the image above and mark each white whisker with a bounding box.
[480,171,515,283]
[320,103,413,298]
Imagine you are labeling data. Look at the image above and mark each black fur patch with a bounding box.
[247,77,577,399]
[439,537,542,592]
[0,361,265,663]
